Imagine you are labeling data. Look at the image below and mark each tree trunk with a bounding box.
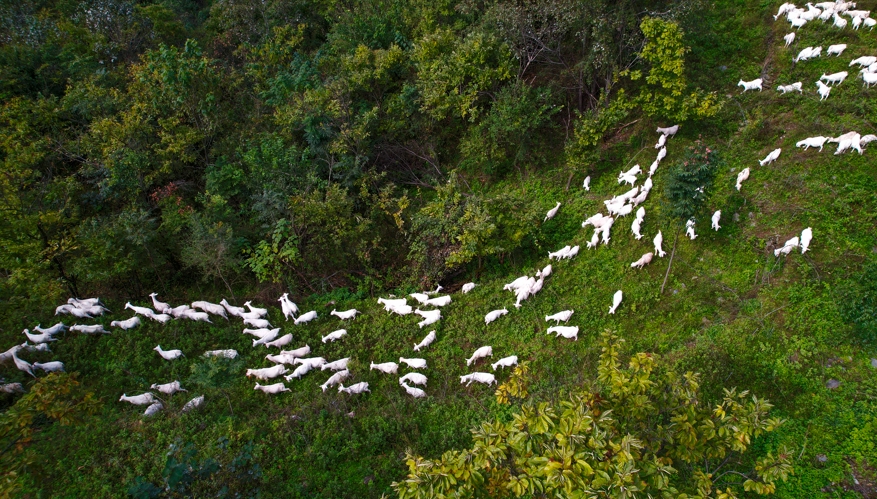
[660,229,680,295]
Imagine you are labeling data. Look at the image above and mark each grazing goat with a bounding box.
[774,236,800,256]
[370,362,399,374]
[245,364,287,380]
[796,136,828,151]
[820,71,848,85]
[851,56,877,67]
[110,316,141,331]
[491,356,519,370]
[827,44,847,56]
[656,125,679,136]
[609,290,623,315]
[153,345,183,360]
[320,370,350,392]
[485,309,509,325]
[338,382,370,394]
[544,202,561,221]
[631,252,654,269]
[143,401,163,417]
[120,393,155,405]
[181,395,204,413]
[655,134,666,149]
[466,346,493,366]
[70,324,109,334]
[254,382,289,394]
[777,82,803,93]
[461,282,476,294]
[548,326,579,340]
[150,381,187,395]
[400,383,426,398]
[33,361,65,373]
[413,330,437,352]
[800,227,813,253]
[425,295,452,307]
[685,219,698,240]
[321,358,351,371]
[280,345,311,359]
[265,333,294,349]
[545,310,574,323]
[180,309,212,323]
[414,308,441,328]
[460,373,496,387]
[759,148,782,166]
[736,168,751,191]
[293,311,317,325]
[322,329,347,343]
[399,357,427,369]
[399,372,428,386]
[34,322,66,335]
[252,331,280,347]
[712,210,722,231]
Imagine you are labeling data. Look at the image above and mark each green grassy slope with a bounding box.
[3,2,877,498]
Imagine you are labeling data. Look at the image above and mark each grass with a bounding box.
[2,1,877,497]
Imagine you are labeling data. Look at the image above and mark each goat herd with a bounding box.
[1,1,837,417]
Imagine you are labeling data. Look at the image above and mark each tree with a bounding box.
[393,332,791,499]
[0,373,100,497]
[660,140,722,293]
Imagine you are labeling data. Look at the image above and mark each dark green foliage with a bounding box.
[664,139,722,225]
[839,255,877,344]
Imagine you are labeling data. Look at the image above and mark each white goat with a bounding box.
[862,72,877,87]
[736,168,751,191]
[820,71,848,85]
[485,308,509,325]
[544,202,561,221]
[285,363,312,381]
[656,125,679,136]
[243,301,268,317]
[320,370,350,391]
[321,358,351,371]
[265,333,294,349]
[33,361,65,373]
[153,345,183,360]
[120,393,155,405]
[149,293,171,314]
[180,309,212,323]
[833,13,848,27]
[712,210,722,231]
[399,357,427,369]
[461,282,476,294]
[759,148,782,166]
[414,330,436,351]
[220,299,245,317]
[491,356,519,370]
[150,380,187,395]
[34,322,66,335]
[279,345,311,359]
[685,218,698,240]
[278,293,299,321]
[548,325,579,340]
[609,290,623,315]
[254,382,289,394]
[777,82,803,93]
[111,316,141,331]
[181,395,204,413]
[293,357,326,369]
[253,331,280,347]
[245,364,287,380]
[387,303,413,315]
[243,317,271,329]
[631,252,654,269]
[466,346,493,366]
[191,301,228,320]
[851,56,877,67]
[69,324,109,334]
[401,382,427,398]
[23,330,57,345]
[399,372,428,386]
[796,136,828,151]
[293,311,317,325]
[330,308,360,320]
[460,372,496,387]
[827,44,847,56]
[338,382,370,394]
[370,362,399,374]
[738,78,763,91]
[774,236,800,256]
[800,227,813,253]
[545,310,574,323]
[322,329,348,343]
[783,32,795,46]
[583,175,591,190]
[414,308,441,328]
[124,302,154,317]
[537,264,552,279]
[425,295,452,307]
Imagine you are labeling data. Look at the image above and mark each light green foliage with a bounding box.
[495,362,530,405]
[631,18,720,121]
[394,332,791,498]
[0,373,100,497]
[413,28,514,121]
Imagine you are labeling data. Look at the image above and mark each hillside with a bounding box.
[1,0,877,497]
